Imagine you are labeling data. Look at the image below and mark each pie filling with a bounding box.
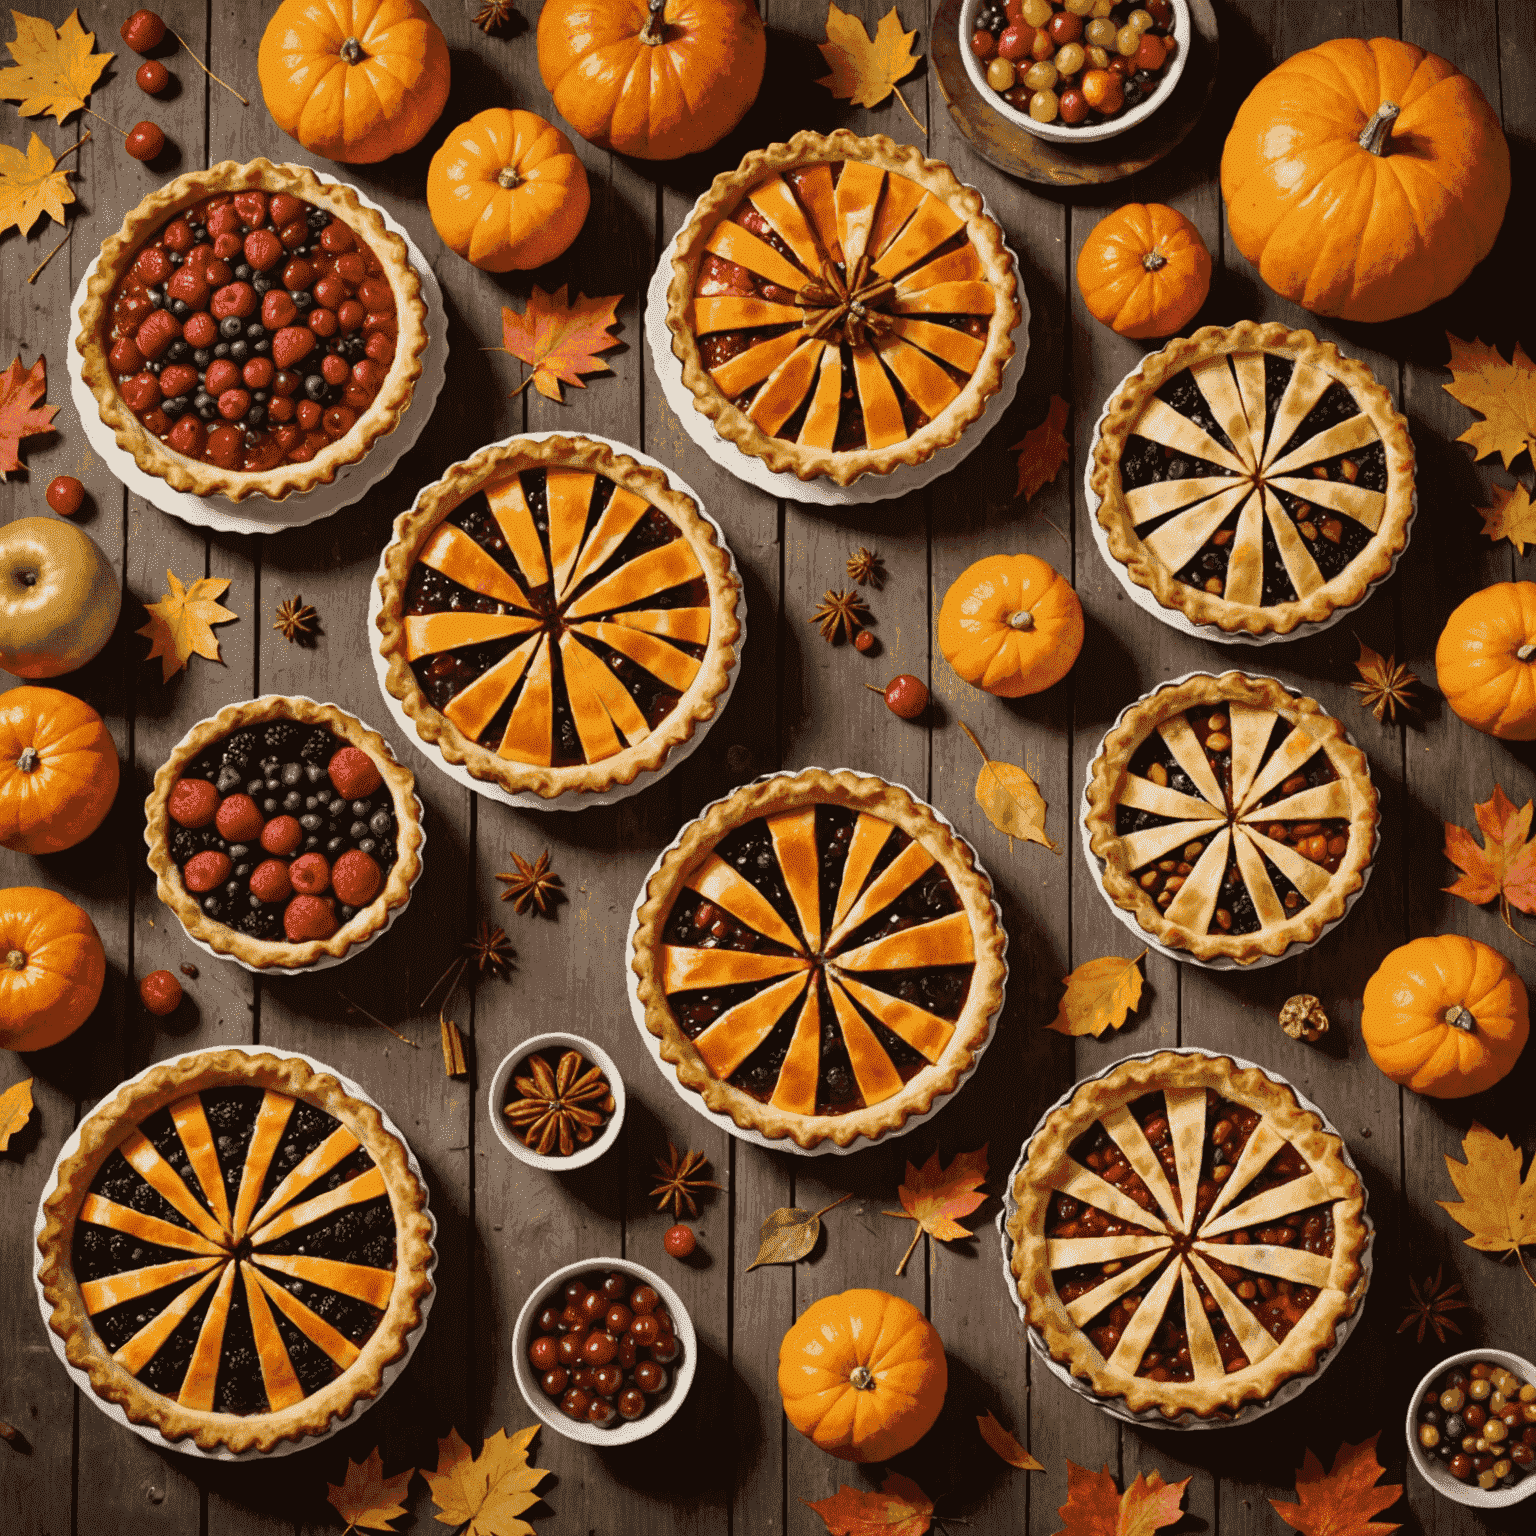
[106,190,399,472]
[1117,351,1390,609]
[692,160,996,453]
[1045,1087,1338,1387]
[401,467,710,768]
[71,1086,398,1415]
[1110,701,1355,938]
[659,803,976,1116]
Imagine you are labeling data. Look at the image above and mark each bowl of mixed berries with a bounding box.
[1407,1350,1536,1508]
[961,0,1188,142]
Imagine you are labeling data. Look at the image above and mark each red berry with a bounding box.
[166,265,211,307]
[135,59,170,94]
[242,357,274,390]
[282,258,314,292]
[45,475,84,516]
[120,372,161,413]
[158,364,199,398]
[133,244,172,284]
[284,895,337,943]
[217,388,252,421]
[233,192,268,228]
[167,416,205,456]
[182,311,217,349]
[881,675,929,720]
[121,9,166,53]
[269,192,304,227]
[358,278,393,313]
[204,359,240,396]
[321,354,349,386]
[108,336,144,374]
[328,746,382,800]
[853,629,875,654]
[288,852,331,895]
[331,850,381,906]
[261,289,298,330]
[970,28,997,59]
[134,309,180,359]
[308,306,339,339]
[138,969,182,1015]
[204,424,242,468]
[211,281,257,319]
[271,325,316,369]
[168,777,219,827]
[260,815,302,856]
[248,859,293,904]
[1133,33,1165,73]
[663,1223,696,1259]
[243,229,284,272]
[998,23,1032,59]
[182,850,231,893]
[214,793,264,843]
[125,121,165,162]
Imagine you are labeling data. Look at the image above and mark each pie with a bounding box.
[144,697,425,970]
[375,434,742,800]
[664,128,1022,486]
[1089,322,1415,636]
[630,769,1007,1149]
[36,1048,434,1453]
[1083,673,1377,964]
[1007,1050,1370,1421]
[76,157,428,502]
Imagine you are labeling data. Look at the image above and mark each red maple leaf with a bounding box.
[1010,394,1070,501]
[883,1144,988,1276]
[1269,1435,1402,1536]
[1443,785,1536,939]
[805,1473,933,1536]
[1055,1462,1189,1536]
[497,285,622,402]
[0,353,57,476]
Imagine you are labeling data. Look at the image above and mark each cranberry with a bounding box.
[593,1364,624,1397]
[629,1313,660,1347]
[630,1285,659,1315]
[539,1368,568,1398]
[581,1331,619,1367]
[138,969,182,1015]
[308,306,339,339]
[529,1335,560,1372]
[134,245,172,284]
[158,364,199,398]
[166,266,210,306]
[272,326,316,369]
[585,1397,617,1427]
[135,309,180,359]
[242,357,274,390]
[45,476,84,516]
[323,405,356,437]
[877,674,929,719]
[321,354,349,386]
[314,273,349,310]
[358,277,393,312]
[168,777,219,827]
[601,1273,629,1302]
[633,1360,666,1395]
[135,58,170,94]
[121,372,161,413]
[109,336,144,374]
[182,850,231,893]
[605,1304,633,1335]
[283,894,337,942]
[125,121,165,162]
[650,1332,682,1365]
[248,859,293,904]
[560,1387,592,1421]
[233,192,268,227]
[121,9,166,52]
[998,23,1033,60]
[320,222,356,254]
[337,299,366,331]
[214,793,264,843]
[664,1223,696,1259]
[970,28,997,59]
[617,1387,646,1420]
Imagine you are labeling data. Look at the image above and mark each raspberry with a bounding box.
[167,416,206,456]
[214,793,264,843]
[182,850,231,892]
[211,281,257,319]
[233,191,268,229]
[166,266,210,307]
[331,850,382,906]
[168,777,219,827]
[328,747,382,800]
[260,815,303,856]
[284,895,337,942]
[249,859,293,904]
[182,311,218,348]
[139,969,183,1016]
[244,229,284,271]
[289,852,331,894]
[270,193,305,228]
[135,309,180,359]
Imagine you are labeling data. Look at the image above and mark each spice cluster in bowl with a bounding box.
[1415,1359,1536,1492]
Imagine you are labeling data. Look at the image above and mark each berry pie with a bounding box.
[665,129,1021,486]
[145,697,424,970]
[36,1048,434,1452]
[1008,1051,1370,1420]
[630,769,1007,1149]
[1089,323,1415,636]
[1083,673,1377,965]
[77,158,428,502]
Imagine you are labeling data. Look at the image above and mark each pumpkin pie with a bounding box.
[375,434,742,800]
[630,769,1007,1149]
[1089,322,1415,636]
[664,129,1022,486]
[76,158,428,502]
[36,1048,434,1453]
[1008,1050,1370,1421]
[1082,673,1377,965]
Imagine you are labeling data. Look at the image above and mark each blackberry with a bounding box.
[221,730,258,769]
[171,827,204,863]
[307,207,331,231]
[264,723,301,752]
[202,894,231,920]
[238,908,284,941]
[300,730,333,766]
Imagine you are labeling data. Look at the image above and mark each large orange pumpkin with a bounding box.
[1220,38,1509,322]
[258,0,450,165]
[0,887,105,1052]
[777,1288,946,1463]
[1076,204,1211,340]
[938,554,1084,698]
[1435,582,1536,740]
[1362,935,1528,1098]
[536,0,767,161]
[427,110,590,273]
[0,688,118,855]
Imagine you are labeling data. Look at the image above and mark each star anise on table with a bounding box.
[464,919,515,978]
[1351,640,1418,723]
[472,0,515,31]
[811,588,871,644]
[273,596,318,643]
[651,1143,722,1218]
[496,849,564,916]
[504,1050,614,1156]
[846,546,885,589]
[1398,1264,1470,1345]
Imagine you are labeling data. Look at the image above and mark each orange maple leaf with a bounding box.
[883,1144,987,1276]
[817,5,925,133]
[1055,1462,1189,1536]
[496,286,622,403]
[0,1077,33,1152]
[1437,1122,1536,1275]
[0,353,57,476]
[1010,394,1070,501]
[0,9,112,123]
[1442,333,1536,471]
[1269,1435,1402,1536]
[137,571,238,682]
[325,1446,414,1533]
[1443,785,1536,941]
[0,131,77,237]
[1477,480,1536,553]
[805,1472,933,1536]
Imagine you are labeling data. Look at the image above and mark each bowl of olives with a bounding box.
[1406,1349,1536,1508]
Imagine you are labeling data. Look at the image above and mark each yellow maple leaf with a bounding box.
[423,1426,549,1536]
[1010,395,1071,502]
[883,1144,987,1276]
[1437,1122,1536,1271]
[0,131,73,236]
[817,4,925,132]
[1477,480,1536,553]
[1442,333,1536,471]
[137,570,237,682]
[326,1447,414,1534]
[959,721,1058,853]
[1048,951,1147,1037]
[0,9,112,124]
[497,286,622,403]
[0,1077,33,1151]
[977,1411,1044,1472]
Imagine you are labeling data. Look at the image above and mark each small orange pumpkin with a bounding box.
[0,688,118,856]
[1435,581,1536,740]
[427,110,590,273]
[1362,935,1528,1098]
[778,1288,946,1462]
[0,886,105,1052]
[938,554,1084,698]
[536,0,766,161]
[1076,204,1212,339]
[258,0,450,165]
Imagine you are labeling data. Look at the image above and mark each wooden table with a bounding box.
[2,2,1533,1532]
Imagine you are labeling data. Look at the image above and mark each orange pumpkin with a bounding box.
[427,110,590,273]
[536,0,766,161]
[1362,935,1528,1098]
[0,887,105,1052]
[1221,38,1509,322]
[777,1288,946,1463]
[258,0,450,165]
[0,688,118,856]
[938,554,1084,698]
[1076,204,1212,339]
[1435,582,1536,740]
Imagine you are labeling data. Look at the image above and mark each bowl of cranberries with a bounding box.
[1407,1350,1536,1508]
[514,1259,696,1445]
[961,0,1188,143]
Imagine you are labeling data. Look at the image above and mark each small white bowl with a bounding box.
[488,1033,626,1172]
[513,1257,697,1446]
[1405,1347,1536,1509]
[958,0,1190,144]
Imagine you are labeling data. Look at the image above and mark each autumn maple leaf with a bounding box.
[1049,951,1147,1037]
[1443,333,1536,471]
[422,1426,550,1536]
[0,9,112,124]
[496,286,622,403]
[137,571,238,682]
[1438,1123,1536,1287]
[0,353,57,476]
[884,1144,987,1276]
[1055,1462,1189,1536]
[326,1446,414,1533]
[1010,395,1071,502]
[0,1077,33,1152]
[805,1473,933,1536]
[0,131,76,237]
[1442,785,1536,940]
[1269,1435,1402,1536]
[817,4,925,132]
[1477,480,1536,553]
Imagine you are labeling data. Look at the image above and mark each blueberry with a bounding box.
[293,290,314,312]
[219,315,243,340]
[303,374,327,401]
[253,275,274,295]
[253,390,268,404]
[147,285,165,307]
[277,763,301,786]
[170,298,190,319]
[339,905,357,922]
[254,339,270,355]
[350,821,369,840]
[230,340,250,363]
[351,800,369,818]
[245,405,265,429]
[304,835,323,852]
[167,250,183,267]
[197,400,217,422]
[264,776,280,791]
[262,798,280,815]
[358,838,377,856]
[233,863,251,879]
[300,813,322,832]
[1422,1407,1444,1427]
[189,225,208,244]
[369,809,392,836]
[203,895,225,917]
[260,755,281,774]
[248,894,263,908]
[246,779,264,797]
[167,339,190,361]
[246,321,266,341]
[326,837,346,855]
[283,790,303,812]
[146,360,162,375]
[223,880,241,899]
[315,784,332,800]
[227,844,250,861]
[163,396,188,418]
[214,342,231,359]
[1445,1415,1466,1440]
[193,348,213,367]
[234,263,253,282]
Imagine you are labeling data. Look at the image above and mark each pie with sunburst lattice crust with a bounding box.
[630,769,1007,1149]
[1089,322,1415,636]
[36,1050,433,1453]
[664,129,1021,486]
[1008,1051,1370,1421]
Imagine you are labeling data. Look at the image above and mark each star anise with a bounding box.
[798,254,896,347]
[273,596,318,642]
[464,920,515,978]
[1398,1265,1470,1345]
[846,546,884,589]
[811,588,871,644]
[651,1143,721,1218]
[504,1049,613,1157]
[496,849,564,916]
[472,0,515,31]
[1351,640,1418,723]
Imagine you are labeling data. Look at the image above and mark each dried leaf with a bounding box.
[746,1193,851,1271]
[1477,480,1536,553]
[960,721,1058,853]
[817,5,925,132]
[0,10,111,123]
[326,1446,414,1533]
[1437,1122,1536,1273]
[1397,1265,1468,1346]
[1269,1435,1402,1536]
[137,570,238,682]
[1055,1463,1189,1536]
[883,1143,987,1276]
[1010,395,1071,502]
[423,1426,549,1536]
[805,1473,933,1536]
[1443,333,1536,471]
[1048,951,1146,1037]
[1350,640,1417,724]
[0,131,72,236]
[497,286,622,403]
[1442,785,1536,941]
[0,1078,33,1151]
[0,352,57,476]
[977,1410,1043,1471]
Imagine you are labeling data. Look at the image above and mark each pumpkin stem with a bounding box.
[16,747,37,773]
[1142,250,1168,273]
[640,0,667,45]
[1444,1004,1477,1032]
[1008,609,1036,632]
[5,950,24,971]
[497,167,523,190]
[1358,101,1400,156]
[1519,643,1536,662]
[339,36,364,65]
[848,1365,876,1391]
